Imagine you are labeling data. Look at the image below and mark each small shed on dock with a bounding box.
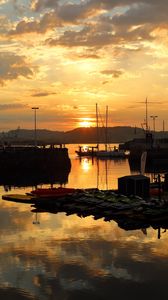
[118,175,150,199]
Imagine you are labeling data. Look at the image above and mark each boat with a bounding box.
[3,184,168,236]
[28,187,78,198]
[95,105,127,158]
[120,98,168,169]
[76,104,127,159]
[2,186,80,204]
[96,146,126,158]
[75,145,98,157]
[76,145,126,158]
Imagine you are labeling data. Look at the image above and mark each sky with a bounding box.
[0,0,168,132]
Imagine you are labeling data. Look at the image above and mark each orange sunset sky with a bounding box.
[0,0,168,131]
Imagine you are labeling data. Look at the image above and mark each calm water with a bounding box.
[0,145,168,300]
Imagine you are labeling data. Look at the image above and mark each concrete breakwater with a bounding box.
[0,146,71,186]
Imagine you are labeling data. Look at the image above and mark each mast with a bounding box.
[105,105,108,151]
[145,97,148,132]
[96,103,99,150]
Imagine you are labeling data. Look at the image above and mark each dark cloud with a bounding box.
[57,2,95,22]
[34,0,168,27]
[9,12,57,35]
[77,53,101,59]
[31,91,57,97]
[102,80,109,85]
[44,12,153,49]
[31,0,59,12]
[45,24,117,48]
[0,52,37,85]
[112,2,168,29]
[9,19,41,34]
[101,69,123,78]
[6,0,168,51]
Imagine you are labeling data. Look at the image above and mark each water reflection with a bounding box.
[68,156,130,190]
[81,157,93,172]
[0,145,168,300]
[0,166,70,188]
[0,208,168,300]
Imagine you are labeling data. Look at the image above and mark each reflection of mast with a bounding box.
[105,160,108,190]
[96,159,109,190]
[96,158,99,189]
[158,227,161,239]
[33,212,40,225]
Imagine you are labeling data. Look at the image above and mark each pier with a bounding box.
[0,144,71,186]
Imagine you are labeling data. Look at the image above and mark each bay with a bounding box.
[0,144,167,300]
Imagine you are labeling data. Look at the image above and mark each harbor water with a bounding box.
[0,144,167,300]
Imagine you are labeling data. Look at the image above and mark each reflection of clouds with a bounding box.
[0,287,39,300]
[60,278,92,290]
[59,264,94,291]
[0,243,46,298]
[0,199,168,299]
[104,263,132,280]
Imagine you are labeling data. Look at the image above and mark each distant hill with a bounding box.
[64,126,144,143]
[0,126,167,145]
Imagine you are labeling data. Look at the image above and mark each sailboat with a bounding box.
[75,144,98,157]
[75,104,126,158]
[96,105,126,158]
[75,103,99,157]
[96,146,126,158]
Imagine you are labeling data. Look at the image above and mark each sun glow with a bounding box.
[81,158,91,172]
[78,118,93,128]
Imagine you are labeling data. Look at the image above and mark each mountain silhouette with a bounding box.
[0,126,167,145]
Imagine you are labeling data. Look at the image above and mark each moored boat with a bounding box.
[75,145,98,157]
[28,187,79,198]
[75,104,127,159]
[96,147,126,158]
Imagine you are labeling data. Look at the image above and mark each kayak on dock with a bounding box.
[27,187,79,198]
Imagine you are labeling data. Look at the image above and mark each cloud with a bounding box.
[0,103,27,110]
[9,11,62,35]
[8,0,168,46]
[31,0,59,12]
[101,69,123,78]
[36,0,168,27]
[31,91,57,97]
[77,53,101,59]
[44,13,153,49]
[112,2,168,30]
[0,16,11,34]
[45,23,117,48]
[0,52,37,85]
[102,80,109,85]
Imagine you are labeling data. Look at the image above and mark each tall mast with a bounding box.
[145,97,148,132]
[105,105,108,151]
[96,103,99,149]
